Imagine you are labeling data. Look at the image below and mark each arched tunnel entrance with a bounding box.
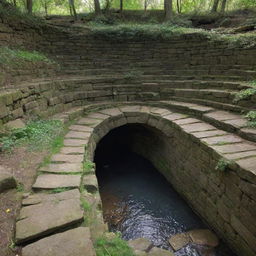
[94,124,236,256]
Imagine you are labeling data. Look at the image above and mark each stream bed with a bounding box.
[96,151,236,256]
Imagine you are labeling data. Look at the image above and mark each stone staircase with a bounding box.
[1,24,256,256]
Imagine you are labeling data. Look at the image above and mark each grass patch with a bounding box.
[89,23,201,41]
[0,119,63,152]
[124,70,143,80]
[95,233,135,256]
[245,111,256,128]
[81,198,91,211]
[0,47,54,67]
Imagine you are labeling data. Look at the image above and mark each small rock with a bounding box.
[0,171,17,193]
[148,247,174,256]
[5,119,25,129]
[83,174,98,193]
[188,229,219,247]
[128,237,152,252]
[169,232,190,251]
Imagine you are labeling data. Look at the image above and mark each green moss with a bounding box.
[95,233,135,256]
[83,160,95,173]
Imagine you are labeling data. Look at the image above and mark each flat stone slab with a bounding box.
[0,171,17,193]
[99,108,122,116]
[69,125,93,132]
[64,139,88,147]
[169,233,190,251]
[174,118,201,125]
[32,174,81,190]
[204,111,241,121]
[181,123,215,133]
[148,247,174,256]
[201,134,243,145]
[164,113,187,121]
[225,151,256,160]
[22,189,80,206]
[60,147,85,154]
[212,142,256,154]
[236,157,256,175]
[51,154,84,163]
[16,193,84,244]
[83,174,98,193]
[191,130,227,139]
[22,227,96,256]
[65,131,91,139]
[77,118,101,126]
[87,112,109,120]
[188,229,219,247]
[128,237,152,252]
[41,163,83,173]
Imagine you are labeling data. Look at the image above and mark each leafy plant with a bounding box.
[95,233,135,256]
[215,158,231,172]
[233,88,256,102]
[245,111,256,128]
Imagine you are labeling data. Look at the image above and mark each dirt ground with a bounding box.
[0,147,48,256]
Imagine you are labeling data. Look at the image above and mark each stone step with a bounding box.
[161,88,237,105]
[16,189,84,244]
[168,96,250,113]
[22,227,96,256]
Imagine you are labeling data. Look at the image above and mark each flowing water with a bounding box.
[96,151,236,256]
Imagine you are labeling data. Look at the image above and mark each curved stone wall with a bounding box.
[82,104,256,256]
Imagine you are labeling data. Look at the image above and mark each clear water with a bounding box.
[96,152,236,256]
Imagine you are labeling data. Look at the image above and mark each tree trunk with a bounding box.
[26,0,32,14]
[69,0,77,20]
[144,0,148,12]
[221,0,227,12]
[164,0,172,20]
[94,0,101,15]
[44,2,48,16]
[177,0,181,13]
[211,0,219,12]
[120,0,123,12]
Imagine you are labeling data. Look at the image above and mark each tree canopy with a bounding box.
[5,0,256,19]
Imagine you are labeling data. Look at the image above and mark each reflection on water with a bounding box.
[96,152,235,256]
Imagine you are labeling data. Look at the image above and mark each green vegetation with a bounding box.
[16,182,24,192]
[234,87,256,103]
[245,111,256,128]
[0,120,63,152]
[0,47,53,67]
[215,158,231,172]
[81,198,91,211]
[89,23,201,41]
[95,233,135,256]
[83,160,95,173]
